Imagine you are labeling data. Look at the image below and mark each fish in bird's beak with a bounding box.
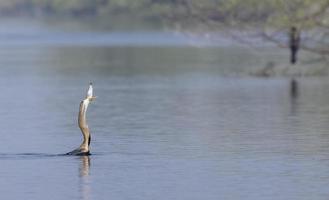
[86,82,96,101]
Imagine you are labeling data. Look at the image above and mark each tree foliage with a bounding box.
[167,0,329,57]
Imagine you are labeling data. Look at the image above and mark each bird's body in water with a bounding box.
[66,83,96,156]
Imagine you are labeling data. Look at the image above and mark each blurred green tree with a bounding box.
[167,0,329,59]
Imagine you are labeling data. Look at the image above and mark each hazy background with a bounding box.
[0,0,327,73]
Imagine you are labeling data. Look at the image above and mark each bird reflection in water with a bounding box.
[79,155,90,177]
[79,156,91,200]
[290,78,298,98]
[289,78,299,116]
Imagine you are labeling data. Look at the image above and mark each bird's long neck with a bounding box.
[78,99,91,150]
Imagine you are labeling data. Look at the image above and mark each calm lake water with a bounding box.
[0,21,328,200]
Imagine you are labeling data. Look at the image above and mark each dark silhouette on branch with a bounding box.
[289,26,300,64]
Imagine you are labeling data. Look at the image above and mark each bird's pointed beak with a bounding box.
[88,96,97,101]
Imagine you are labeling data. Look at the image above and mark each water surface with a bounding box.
[0,25,328,200]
